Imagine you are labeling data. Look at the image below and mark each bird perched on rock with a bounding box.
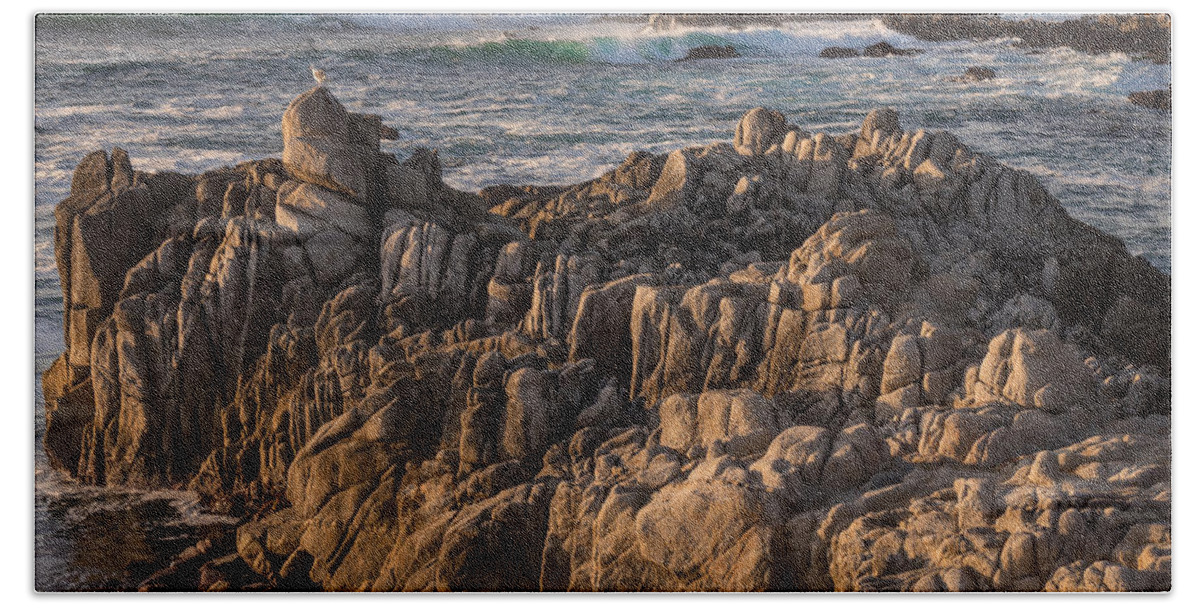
[310,64,327,86]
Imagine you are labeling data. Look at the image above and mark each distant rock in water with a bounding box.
[820,42,921,59]
[882,13,1170,64]
[42,84,1171,592]
[818,46,859,58]
[950,66,997,82]
[678,44,740,61]
[862,41,921,57]
[1129,87,1171,111]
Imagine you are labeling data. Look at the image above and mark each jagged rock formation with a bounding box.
[43,86,1170,592]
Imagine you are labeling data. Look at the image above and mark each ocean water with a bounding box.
[33,13,1171,590]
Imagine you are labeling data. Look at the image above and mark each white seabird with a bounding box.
[310,64,327,86]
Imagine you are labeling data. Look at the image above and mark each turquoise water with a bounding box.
[33,13,1171,590]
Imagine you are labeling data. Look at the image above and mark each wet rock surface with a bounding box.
[43,85,1170,591]
[678,44,740,61]
[951,66,997,82]
[820,41,922,59]
[819,46,860,59]
[1129,88,1171,111]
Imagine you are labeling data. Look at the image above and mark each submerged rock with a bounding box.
[952,66,997,82]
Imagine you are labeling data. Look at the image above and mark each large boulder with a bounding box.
[634,479,780,590]
[749,425,833,491]
[734,107,788,156]
[974,329,1096,413]
[281,86,381,201]
[819,46,859,58]
[862,41,921,57]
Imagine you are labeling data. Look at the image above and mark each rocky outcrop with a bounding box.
[44,87,1169,592]
[829,423,1170,591]
[882,13,1170,64]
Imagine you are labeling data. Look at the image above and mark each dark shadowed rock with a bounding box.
[951,66,997,82]
[678,44,740,61]
[818,46,859,58]
[862,41,922,57]
[1129,87,1170,111]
